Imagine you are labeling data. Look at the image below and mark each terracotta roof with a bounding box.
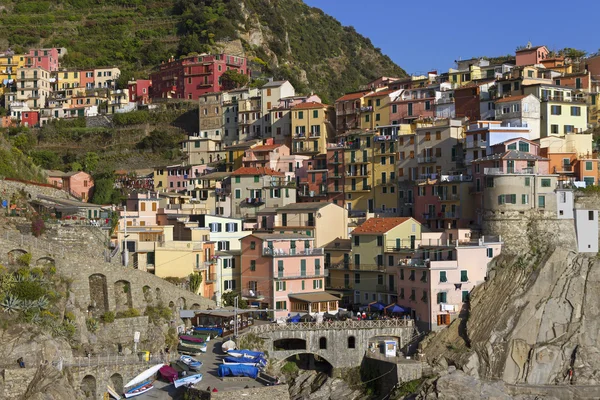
[291,101,328,110]
[336,91,371,102]
[495,94,529,103]
[365,89,397,98]
[516,45,546,53]
[472,150,548,162]
[352,217,412,234]
[249,144,283,152]
[231,167,284,176]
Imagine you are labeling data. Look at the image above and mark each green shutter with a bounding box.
[302,281,305,290]
[439,271,447,282]
[460,270,468,282]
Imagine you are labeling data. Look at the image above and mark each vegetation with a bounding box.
[221,291,248,308]
[17,253,32,267]
[31,216,46,238]
[221,69,250,90]
[145,304,173,324]
[188,272,203,294]
[100,311,116,323]
[281,361,299,378]
[0,0,405,102]
[116,308,141,318]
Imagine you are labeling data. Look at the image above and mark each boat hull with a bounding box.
[173,373,203,388]
[123,383,153,398]
[222,361,263,367]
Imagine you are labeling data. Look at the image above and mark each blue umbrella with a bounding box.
[368,301,386,311]
[385,303,406,314]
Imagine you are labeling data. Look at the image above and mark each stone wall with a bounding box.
[1,367,37,399]
[86,115,113,128]
[94,316,150,345]
[0,178,72,201]
[211,385,290,400]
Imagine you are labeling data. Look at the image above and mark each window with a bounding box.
[313,279,323,289]
[525,177,530,186]
[354,236,360,246]
[235,189,241,199]
[421,270,427,282]
[298,111,304,119]
[275,301,287,310]
[276,281,287,291]
[518,142,529,152]
[348,336,356,349]
[354,273,360,284]
[551,105,562,115]
[541,178,551,187]
[399,288,405,299]
[365,114,370,123]
[250,241,256,250]
[571,106,581,116]
[392,104,397,113]
[440,271,447,282]
[437,292,447,304]
[224,280,236,290]
[235,176,240,183]
[487,248,494,258]
[377,255,383,266]
[460,270,468,282]
[522,194,529,204]
[400,269,404,280]
[425,132,431,141]
[300,260,306,277]
[226,222,238,232]
[564,125,575,134]
[253,176,259,183]
[377,236,383,246]
[586,161,593,171]
[319,337,327,350]
[375,113,381,121]
[250,260,256,271]
[462,291,470,302]
[551,125,559,134]
[590,211,595,220]
[538,195,546,208]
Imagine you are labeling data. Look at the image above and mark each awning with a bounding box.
[288,292,340,303]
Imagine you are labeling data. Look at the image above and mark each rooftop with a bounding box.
[291,101,328,110]
[231,167,284,177]
[473,150,548,162]
[276,202,334,212]
[199,171,232,180]
[250,232,314,241]
[352,217,413,235]
[336,91,372,102]
[288,292,340,303]
[261,80,289,88]
[495,94,530,104]
[248,144,284,152]
[365,89,397,98]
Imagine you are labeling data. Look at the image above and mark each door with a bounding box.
[368,199,374,213]
[410,235,416,250]
[507,160,515,173]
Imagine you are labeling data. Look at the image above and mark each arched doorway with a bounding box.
[80,375,96,399]
[8,249,28,265]
[114,280,132,312]
[109,372,123,394]
[177,297,186,310]
[88,274,109,317]
[274,338,307,351]
[285,353,333,376]
[142,286,153,303]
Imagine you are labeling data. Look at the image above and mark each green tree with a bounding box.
[68,161,83,172]
[31,150,61,170]
[560,48,587,59]
[83,152,100,173]
[221,69,249,90]
[221,291,248,309]
[188,272,203,294]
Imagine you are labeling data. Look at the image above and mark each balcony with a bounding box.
[347,170,370,177]
[242,289,264,299]
[330,158,343,165]
[554,165,574,173]
[293,132,307,139]
[484,167,534,175]
[298,190,328,198]
[435,97,454,105]
[194,263,208,271]
[347,185,372,192]
[465,140,487,149]
[328,263,386,272]
[376,284,396,294]
[541,96,586,103]
[444,211,460,219]
[439,194,460,202]
[360,106,373,112]
[330,174,343,179]
[262,247,324,257]
[243,197,264,206]
[329,187,343,193]
[309,131,321,138]
[417,156,437,164]
[348,158,369,164]
[274,270,329,280]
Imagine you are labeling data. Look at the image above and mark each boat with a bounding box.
[179,335,204,343]
[123,363,164,398]
[174,360,190,372]
[222,339,236,352]
[106,385,121,400]
[173,373,203,389]
[227,349,265,358]
[159,365,178,383]
[180,355,203,371]
[177,344,204,356]
[223,355,267,368]
[187,332,211,342]
[170,361,186,373]
[179,340,207,352]
[193,326,223,336]
[217,364,259,379]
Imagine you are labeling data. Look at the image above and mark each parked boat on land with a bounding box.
[123,363,163,398]
[177,344,204,356]
[173,373,203,388]
[223,355,267,368]
[227,349,265,358]
[193,326,223,336]
[218,364,259,379]
[180,355,202,371]
[179,335,204,343]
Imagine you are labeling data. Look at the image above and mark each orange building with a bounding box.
[538,134,598,185]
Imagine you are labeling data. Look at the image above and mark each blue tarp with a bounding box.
[287,313,301,323]
[194,326,223,336]
[234,350,265,358]
[224,355,266,366]
[218,364,259,379]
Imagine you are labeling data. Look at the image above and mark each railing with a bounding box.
[435,97,454,105]
[438,194,460,201]
[245,319,414,334]
[417,156,437,164]
[542,96,586,103]
[484,167,534,175]
[554,165,574,173]
[206,273,217,283]
[274,270,329,280]
[262,247,324,257]
[376,284,395,293]
[465,140,487,149]
[242,289,264,298]
[439,174,472,182]
[328,263,386,271]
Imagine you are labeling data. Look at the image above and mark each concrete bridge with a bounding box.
[243,319,418,375]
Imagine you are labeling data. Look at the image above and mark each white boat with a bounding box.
[106,385,121,400]
[173,373,203,388]
[222,360,264,367]
[123,363,164,398]
[180,355,203,371]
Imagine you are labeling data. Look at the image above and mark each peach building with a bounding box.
[46,170,94,202]
[395,230,502,331]
[240,233,338,319]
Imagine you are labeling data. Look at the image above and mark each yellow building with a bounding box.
[291,102,330,155]
[152,165,169,192]
[372,131,398,214]
[0,53,26,94]
[5,66,52,109]
[224,141,259,172]
[57,70,83,94]
[341,130,375,214]
[448,65,482,87]
[588,93,600,128]
[360,89,402,130]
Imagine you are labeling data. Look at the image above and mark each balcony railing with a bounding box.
[465,140,487,149]
[242,289,264,299]
[438,194,460,201]
[484,167,534,175]
[554,165,574,173]
[262,247,324,257]
[376,284,396,293]
[417,156,437,164]
[275,270,329,280]
[328,263,386,272]
[541,96,586,103]
[347,185,372,192]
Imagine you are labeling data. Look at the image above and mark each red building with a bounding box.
[79,70,95,90]
[21,110,39,127]
[128,79,152,104]
[150,53,249,100]
[25,48,60,71]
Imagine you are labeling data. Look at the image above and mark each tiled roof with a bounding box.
[516,45,546,53]
[495,94,529,103]
[472,150,547,162]
[291,101,328,110]
[231,167,284,176]
[336,91,371,102]
[352,217,412,234]
[365,89,397,98]
[261,80,288,88]
[249,144,283,152]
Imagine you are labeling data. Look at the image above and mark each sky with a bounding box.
[303,0,600,75]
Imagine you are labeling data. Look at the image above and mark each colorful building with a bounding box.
[361,89,402,129]
[47,170,94,202]
[128,79,152,104]
[537,133,598,185]
[515,44,549,66]
[291,102,330,156]
[335,91,372,134]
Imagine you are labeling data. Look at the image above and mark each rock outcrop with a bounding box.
[287,370,364,400]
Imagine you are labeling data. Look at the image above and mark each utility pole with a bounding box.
[234,296,238,339]
[122,205,128,267]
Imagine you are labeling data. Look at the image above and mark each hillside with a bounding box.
[0,0,406,102]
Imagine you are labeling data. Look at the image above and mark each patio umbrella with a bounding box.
[299,313,314,322]
[322,312,336,321]
[288,314,301,323]
[385,303,406,314]
[368,301,386,311]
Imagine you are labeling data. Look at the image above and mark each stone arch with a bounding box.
[80,374,97,399]
[347,336,356,349]
[35,256,55,266]
[319,337,327,350]
[155,288,162,302]
[109,372,124,394]
[114,280,132,312]
[284,352,334,375]
[177,297,187,310]
[168,301,175,311]
[8,249,28,265]
[142,285,153,303]
[88,274,109,316]
[191,303,201,309]
[274,338,306,351]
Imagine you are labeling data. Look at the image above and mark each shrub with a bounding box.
[31,215,46,237]
[116,308,141,318]
[17,253,32,266]
[12,280,45,301]
[145,305,172,324]
[86,318,99,333]
[101,311,115,323]
[64,311,76,322]
[281,361,299,377]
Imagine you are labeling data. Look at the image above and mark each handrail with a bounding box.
[245,319,413,333]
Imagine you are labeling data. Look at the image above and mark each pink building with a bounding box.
[240,233,338,319]
[515,45,549,67]
[25,48,60,71]
[413,176,474,230]
[242,143,290,168]
[120,192,160,229]
[166,164,192,192]
[395,230,502,331]
[390,87,436,124]
[128,79,152,104]
[46,170,94,202]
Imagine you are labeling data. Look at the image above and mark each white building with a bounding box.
[494,94,541,139]
[575,209,599,253]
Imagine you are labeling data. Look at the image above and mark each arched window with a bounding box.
[319,337,327,350]
[348,336,356,349]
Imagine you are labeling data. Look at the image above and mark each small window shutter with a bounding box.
[231,258,236,269]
